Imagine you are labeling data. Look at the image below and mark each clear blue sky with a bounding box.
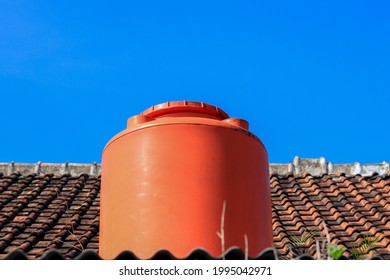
[0,1,389,164]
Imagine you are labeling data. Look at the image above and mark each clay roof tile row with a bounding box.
[0,161,389,259]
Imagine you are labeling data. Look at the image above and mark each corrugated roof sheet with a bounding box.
[1,248,384,260]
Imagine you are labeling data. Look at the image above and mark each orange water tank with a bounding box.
[99,101,273,259]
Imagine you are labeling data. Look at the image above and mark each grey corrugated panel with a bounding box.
[2,250,29,260]
[1,248,384,260]
[2,248,276,260]
[41,250,66,260]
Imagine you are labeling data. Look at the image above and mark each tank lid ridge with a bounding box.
[141,100,229,119]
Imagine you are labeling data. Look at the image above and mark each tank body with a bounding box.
[99,101,273,259]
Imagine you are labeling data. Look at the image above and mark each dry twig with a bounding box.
[216,200,226,260]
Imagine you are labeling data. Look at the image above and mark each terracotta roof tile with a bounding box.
[0,162,390,259]
[270,172,390,259]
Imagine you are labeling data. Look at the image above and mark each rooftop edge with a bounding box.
[0,157,389,177]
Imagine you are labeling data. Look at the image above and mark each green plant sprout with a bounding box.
[351,235,380,260]
[288,223,382,260]
[288,228,317,256]
[327,244,346,260]
[289,228,317,246]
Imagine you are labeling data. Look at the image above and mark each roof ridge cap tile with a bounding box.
[0,162,102,177]
[0,158,389,176]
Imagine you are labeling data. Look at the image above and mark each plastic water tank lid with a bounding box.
[141,101,229,119]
